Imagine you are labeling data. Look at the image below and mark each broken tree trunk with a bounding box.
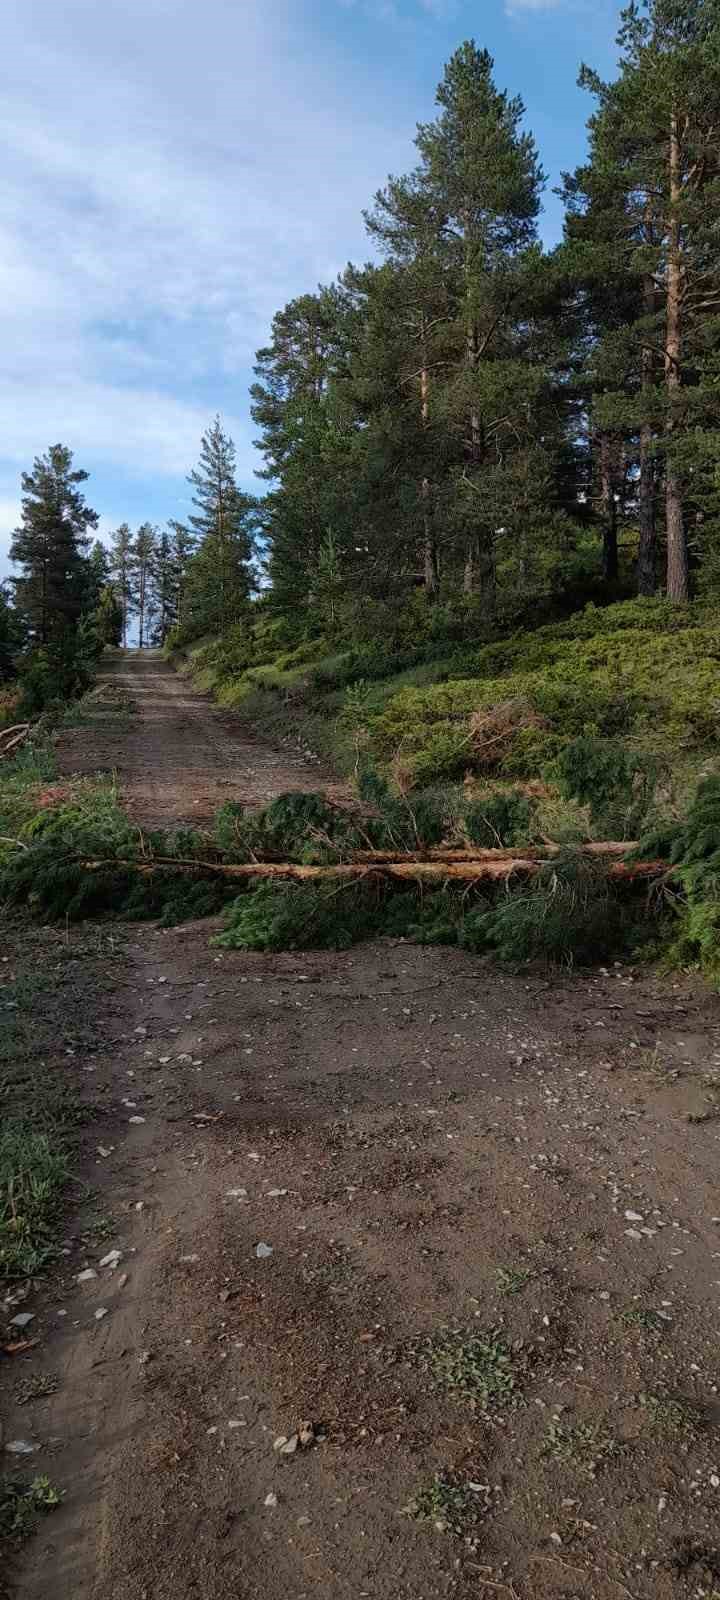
[80,855,666,886]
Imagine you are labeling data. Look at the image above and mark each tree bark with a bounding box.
[665,109,689,602]
[81,854,665,886]
[599,433,619,582]
[419,352,438,594]
[637,260,657,596]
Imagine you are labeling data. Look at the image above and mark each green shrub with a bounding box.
[637,776,720,974]
[215,878,387,952]
[467,855,638,966]
[465,790,536,848]
[556,736,659,837]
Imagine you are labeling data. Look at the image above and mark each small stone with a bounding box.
[100,1249,122,1270]
[97,1145,113,1158]
[4,1440,36,1455]
[550,1532,562,1546]
[76,1269,98,1284]
[95,1307,109,1321]
[711,1474,720,1489]
[267,1189,288,1198]
[280,1435,299,1455]
[264,1492,278,1507]
[625,1210,644,1223]
[624,1229,643,1241]
[273,1436,288,1452]
[180,1254,199,1264]
[255,1243,273,1259]
[9,1312,35,1329]
[118,1273,129,1289]
[226,1188,248,1200]
[128,1116,146,1125]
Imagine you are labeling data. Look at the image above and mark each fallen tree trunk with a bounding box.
[80,855,666,886]
[0,724,31,758]
[353,842,637,864]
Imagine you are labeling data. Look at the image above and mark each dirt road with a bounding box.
[57,650,345,826]
[5,657,720,1600]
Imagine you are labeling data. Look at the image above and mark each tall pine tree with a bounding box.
[10,445,98,645]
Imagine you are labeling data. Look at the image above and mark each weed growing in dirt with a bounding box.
[413,1327,518,1412]
[15,1373,59,1404]
[0,1123,69,1278]
[641,1393,705,1435]
[0,1476,63,1546]
[404,1473,489,1539]
[543,1417,619,1474]
[497,1265,534,1295]
[619,1306,666,1336]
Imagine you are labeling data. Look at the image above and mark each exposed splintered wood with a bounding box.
[0,724,32,758]
[353,842,637,864]
[80,853,666,886]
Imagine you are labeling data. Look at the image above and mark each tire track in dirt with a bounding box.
[56,649,347,828]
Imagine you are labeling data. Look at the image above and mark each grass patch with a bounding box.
[404,1473,490,1539]
[641,1392,706,1435]
[542,1416,620,1474]
[619,1306,666,1336]
[411,1327,519,1413]
[0,1123,70,1278]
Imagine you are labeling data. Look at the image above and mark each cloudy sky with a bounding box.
[0,0,621,571]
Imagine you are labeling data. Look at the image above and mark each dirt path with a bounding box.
[56,649,345,826]
[5,661,720,1600]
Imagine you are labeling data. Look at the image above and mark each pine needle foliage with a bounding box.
[637,776,720,974]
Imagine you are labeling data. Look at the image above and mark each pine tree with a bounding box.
[251,292,350,613]
[413,43,545,608]
[108,523,136,647]
[10,445,98,644]
[576,0,720,601]
[185,417,255,633]
[133,523,157,650]
[166,520,195,632]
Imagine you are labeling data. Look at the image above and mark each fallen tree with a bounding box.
[80,852,666,886]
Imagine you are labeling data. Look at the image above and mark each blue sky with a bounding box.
[0,0,622,574]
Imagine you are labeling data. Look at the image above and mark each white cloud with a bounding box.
[0,0,415,560]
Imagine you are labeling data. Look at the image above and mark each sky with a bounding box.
[0,0,623,575]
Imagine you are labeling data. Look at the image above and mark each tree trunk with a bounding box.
[599,433,619,582]
[665,110,688,602]
[419,353,438,595]
[637,259,657,596]
[138,564,146,650]
[464,314,485,599]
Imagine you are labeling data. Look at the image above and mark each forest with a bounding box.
[2,0,720,970]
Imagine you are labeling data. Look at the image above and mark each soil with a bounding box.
[4,652,720,1600]
[56,651,349,826]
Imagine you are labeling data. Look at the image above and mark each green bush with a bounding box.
[465,855,639,966]
[215,878,387,952]
[637,776,720,974]
[556,736,659,837]
[465,790,536,848]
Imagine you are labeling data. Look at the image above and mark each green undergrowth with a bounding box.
[173,598,720,810]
